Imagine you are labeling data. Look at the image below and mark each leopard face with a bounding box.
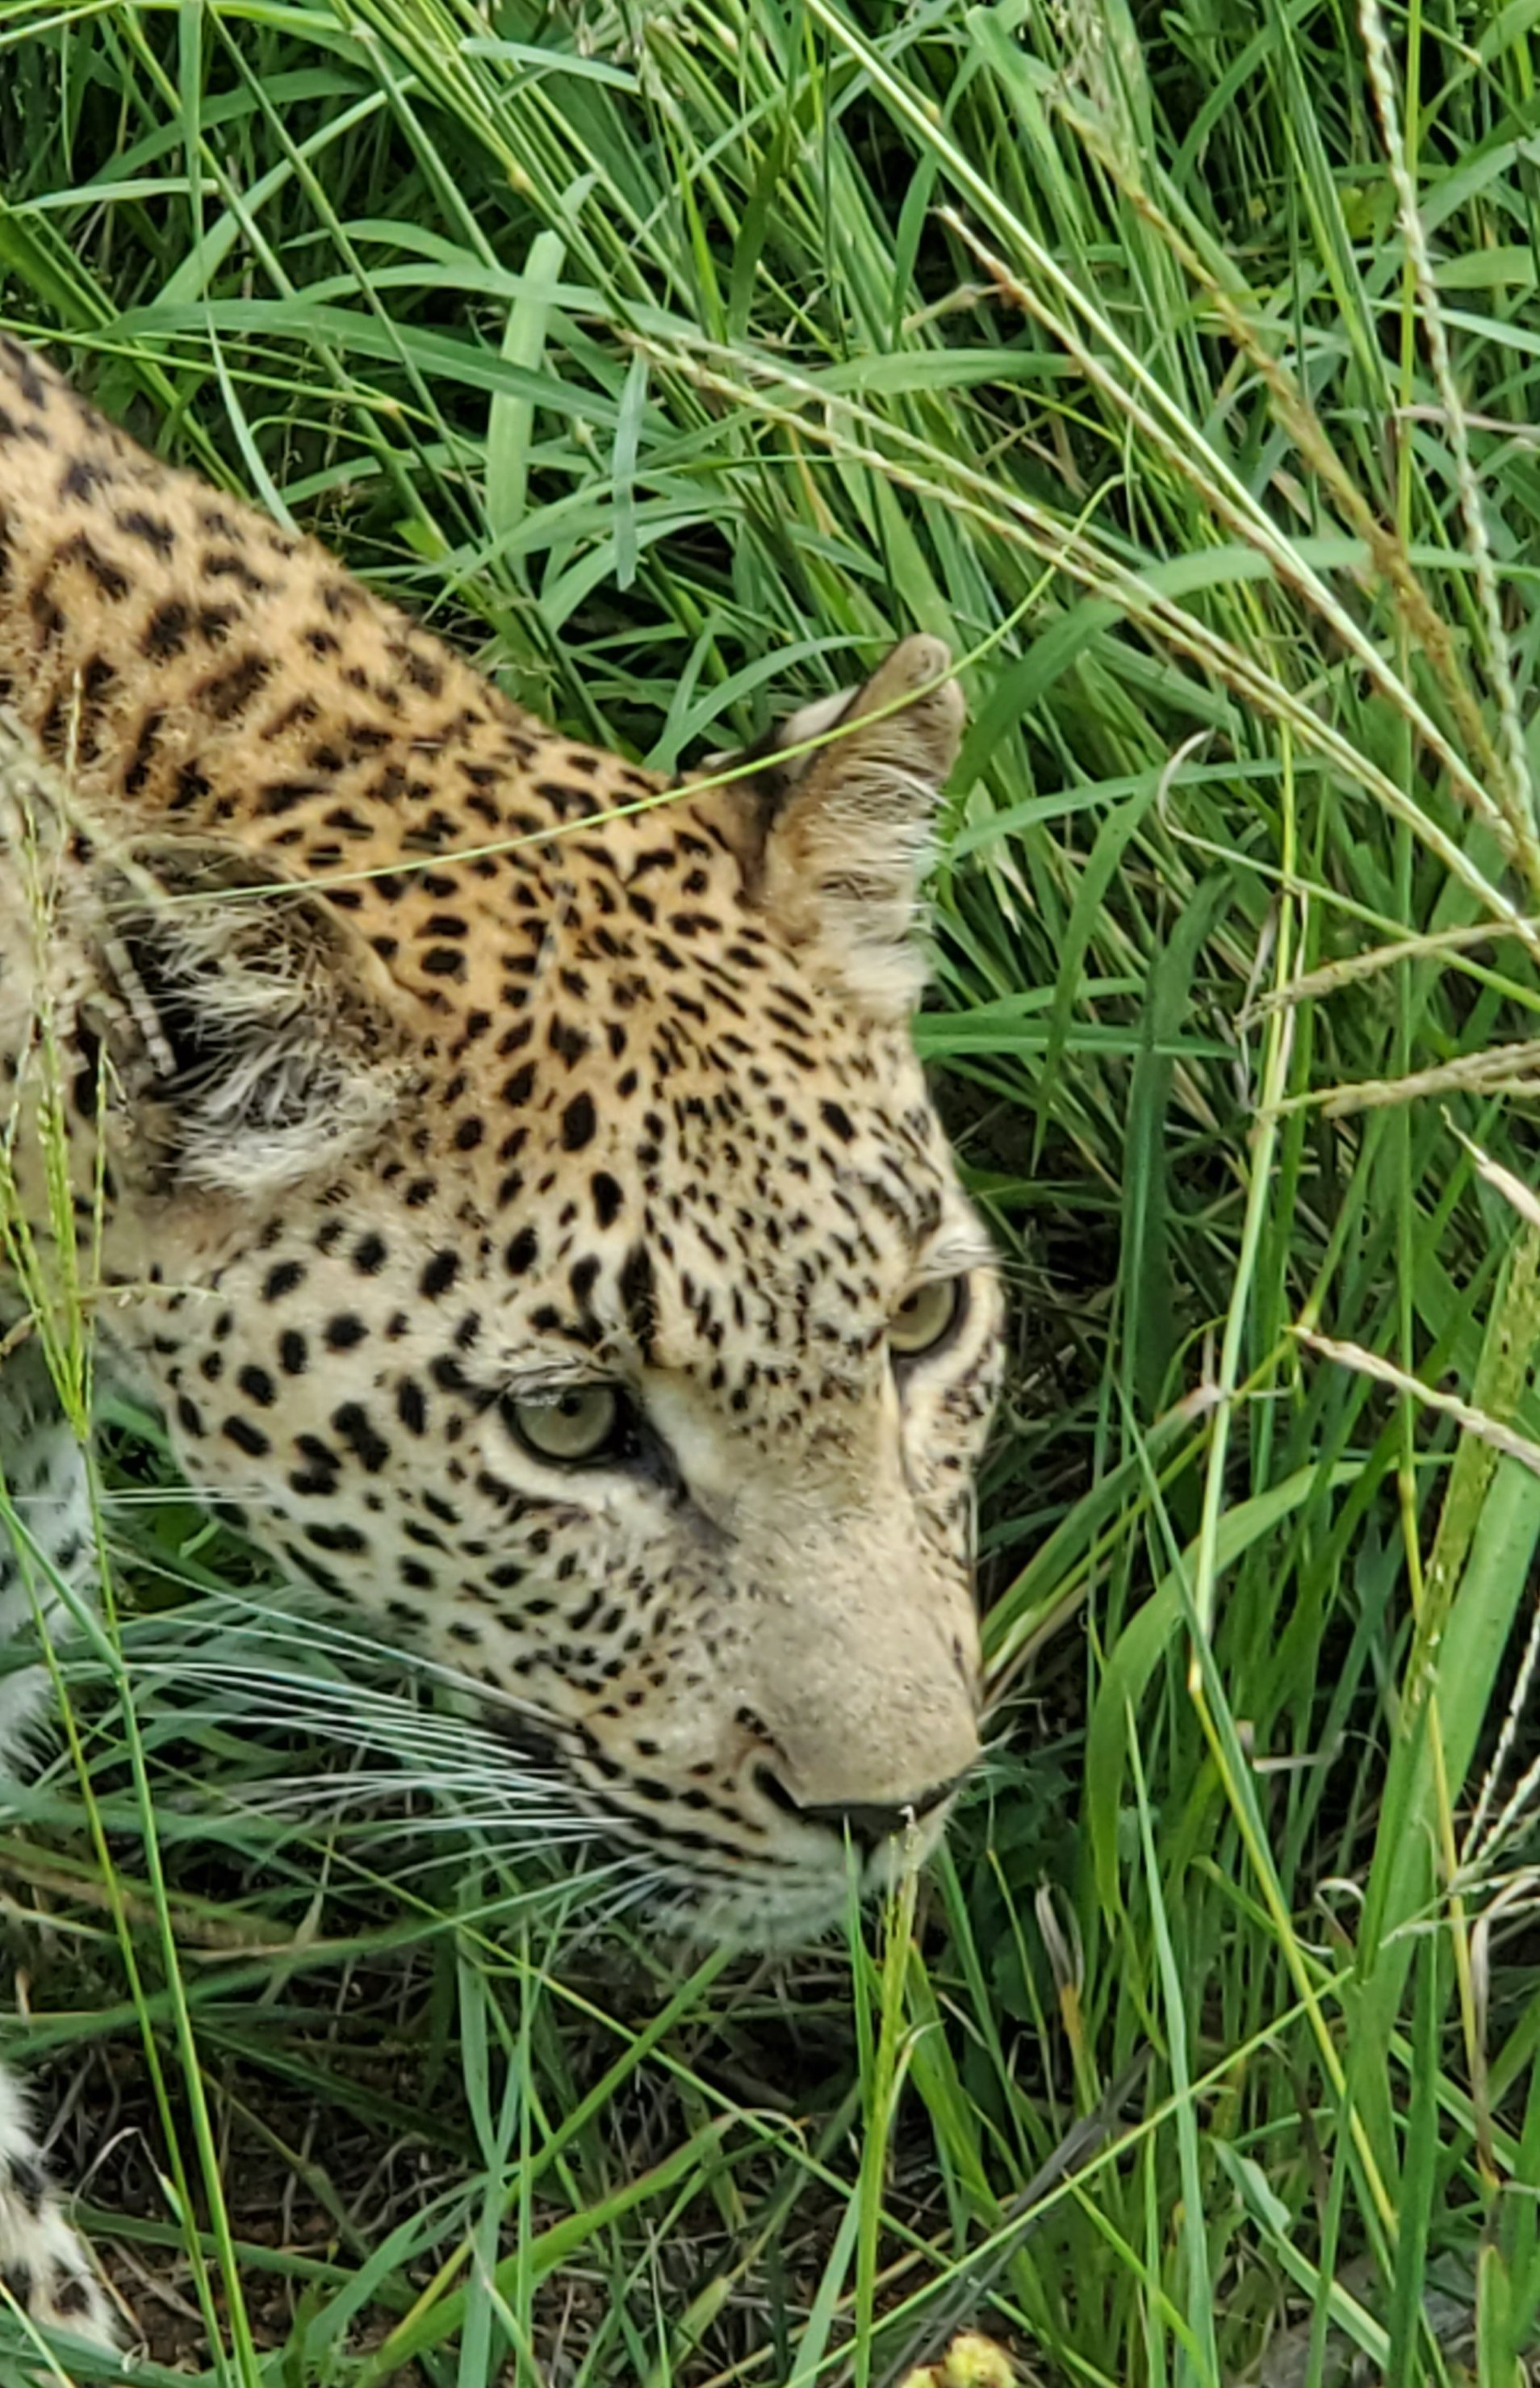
[0,334,1004,1941]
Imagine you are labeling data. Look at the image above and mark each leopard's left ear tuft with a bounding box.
[701,636,964,1020]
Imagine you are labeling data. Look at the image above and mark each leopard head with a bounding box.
[38,638,1003,1942]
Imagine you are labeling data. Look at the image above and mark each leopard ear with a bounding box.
[86,841,414,1197]
[701,636,964,1020]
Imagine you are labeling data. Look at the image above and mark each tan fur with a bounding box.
[0,333,1005,1945]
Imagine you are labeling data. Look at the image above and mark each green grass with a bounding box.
[4,0,1540,2380]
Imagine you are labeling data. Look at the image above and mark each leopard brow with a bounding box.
[500,1362,621,1402]
[914,1230,996,1278]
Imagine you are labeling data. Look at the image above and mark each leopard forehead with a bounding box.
[338,816,966,1360]
[0,330,1004,1941]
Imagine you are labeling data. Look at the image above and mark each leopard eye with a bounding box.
[889,1276,966,1361]
[506,1385,622,1463]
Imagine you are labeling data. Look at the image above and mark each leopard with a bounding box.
[0,330,1004,2357]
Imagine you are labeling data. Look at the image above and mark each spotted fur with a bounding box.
[0,334,1004,2353]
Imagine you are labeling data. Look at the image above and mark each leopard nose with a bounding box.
[756,1767,965,1854]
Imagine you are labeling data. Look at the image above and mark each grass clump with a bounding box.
[4,0,1540,2382]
